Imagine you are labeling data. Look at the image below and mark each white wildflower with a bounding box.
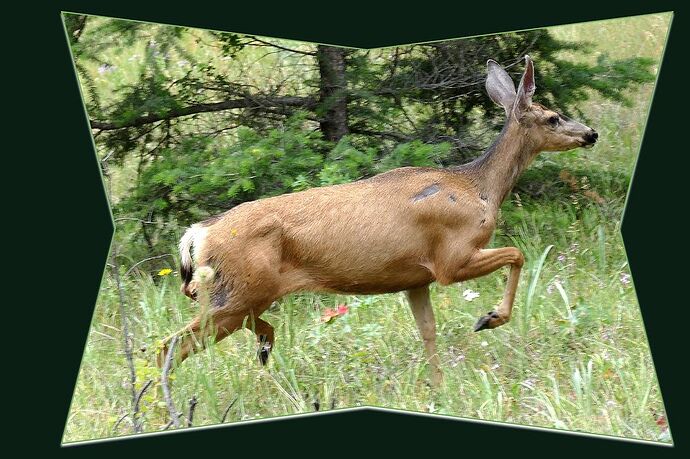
[463,288,480,301]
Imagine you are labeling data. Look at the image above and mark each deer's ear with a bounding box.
[513,55,536,117]
[486,59,516,116]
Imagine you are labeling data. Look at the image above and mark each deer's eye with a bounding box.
[548,115,559,126]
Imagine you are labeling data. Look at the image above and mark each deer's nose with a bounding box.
[585,129,598,144]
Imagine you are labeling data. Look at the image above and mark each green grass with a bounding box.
[63,12,673,445]
[64,215,666,443]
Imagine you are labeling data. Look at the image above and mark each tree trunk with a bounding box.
[317,45,349,142]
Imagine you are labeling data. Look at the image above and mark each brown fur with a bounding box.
[157,56,597,386]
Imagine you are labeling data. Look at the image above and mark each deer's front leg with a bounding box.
[452,247,524,331]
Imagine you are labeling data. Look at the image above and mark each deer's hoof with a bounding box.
[473,311,501,332]
[257,342,272,366]
[258,348,269,366]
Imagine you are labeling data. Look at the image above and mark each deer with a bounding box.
[156,55,598,386]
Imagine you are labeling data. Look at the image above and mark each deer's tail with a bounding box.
[179,225,212,300]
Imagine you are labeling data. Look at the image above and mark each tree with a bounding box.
[317,45,350,142]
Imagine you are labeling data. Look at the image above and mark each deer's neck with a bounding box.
[464,121,540,208]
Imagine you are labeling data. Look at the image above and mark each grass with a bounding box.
[63,12,672,445]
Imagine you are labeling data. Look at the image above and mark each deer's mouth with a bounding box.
[581,130,599,148]
[579,137,597,149]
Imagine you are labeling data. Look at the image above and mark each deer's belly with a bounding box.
[316,263,435,294]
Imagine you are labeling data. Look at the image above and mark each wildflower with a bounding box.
[322,304,349,323]
[157,268,173,276]
[480,340,489,347]
[557,253,567,263]
[463,289,480,301]
[97,63,116,75]
[450,353,466,368]
[656,414,668,428]
[490,363,500,370]
[620,273,631,286]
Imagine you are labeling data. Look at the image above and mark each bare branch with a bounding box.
[134,379,154,415]
[124,254,175,277]
[349,127,414,142]
[220,397,238,423]
[247,37,317,56]
[187,396,198,427]
[110,247,141,433]
[90,96,317,131]
[112,413,130,434]
[161,335,180,428]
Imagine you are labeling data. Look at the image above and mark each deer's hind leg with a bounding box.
[156,306,246,368]
[158,254,283,367]
[246,316,275,366]
[406,285,443,387]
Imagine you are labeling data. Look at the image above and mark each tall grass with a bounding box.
[63,13,672,445]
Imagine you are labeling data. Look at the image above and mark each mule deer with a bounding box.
[158,55,597,386]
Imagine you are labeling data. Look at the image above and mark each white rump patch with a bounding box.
[179,224,209,269]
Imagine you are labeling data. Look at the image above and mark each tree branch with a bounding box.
[187,396,198,427]
[124,254,175,277]
[73,15,88,43]
[90,95,317,131]
[220,397,238,423]
[247,37,316,56]
[349,127,413,142]
[109,246,141,433]
[161,335,180,428]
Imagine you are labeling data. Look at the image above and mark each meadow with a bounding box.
[63,13,673,445]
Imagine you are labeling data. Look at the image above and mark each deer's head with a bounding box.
[486,55,598,151]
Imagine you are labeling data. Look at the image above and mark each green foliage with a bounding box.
[118,114,325,226]
[211,31,246,58]
[376,140,451,170]
[318,139,375,186]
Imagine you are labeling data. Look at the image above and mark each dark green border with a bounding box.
[14,1,686,456]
